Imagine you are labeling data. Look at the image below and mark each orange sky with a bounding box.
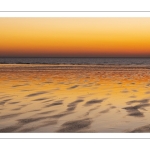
[0,17,150,57]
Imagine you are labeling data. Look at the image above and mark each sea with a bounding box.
[0,57,150,65]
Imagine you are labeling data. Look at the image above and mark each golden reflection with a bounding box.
[0,64,150,132]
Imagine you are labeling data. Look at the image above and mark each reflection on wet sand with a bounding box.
[1,64,150,132]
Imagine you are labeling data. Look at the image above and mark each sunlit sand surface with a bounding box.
[1,64,150,132]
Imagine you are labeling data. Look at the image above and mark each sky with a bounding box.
[0,17,150,57]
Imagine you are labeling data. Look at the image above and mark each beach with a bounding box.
[0,64,150,132]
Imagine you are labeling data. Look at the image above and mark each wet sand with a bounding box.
[1,64,150,132]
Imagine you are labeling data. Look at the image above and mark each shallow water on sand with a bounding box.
[1,64,150,132]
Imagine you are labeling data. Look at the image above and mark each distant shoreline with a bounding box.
[0,57,150,66]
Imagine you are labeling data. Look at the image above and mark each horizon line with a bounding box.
[0,57,150,58]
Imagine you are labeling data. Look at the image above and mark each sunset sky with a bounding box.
[0,17,150,57]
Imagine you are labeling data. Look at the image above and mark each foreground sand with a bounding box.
[0,64,150,132]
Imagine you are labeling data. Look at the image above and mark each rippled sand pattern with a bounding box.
[1,64,150,132]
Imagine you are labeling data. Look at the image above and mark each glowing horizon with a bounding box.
[0,17,150,57]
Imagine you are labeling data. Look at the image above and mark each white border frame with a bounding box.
[0,133,150,139]
[1,12,150,17]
